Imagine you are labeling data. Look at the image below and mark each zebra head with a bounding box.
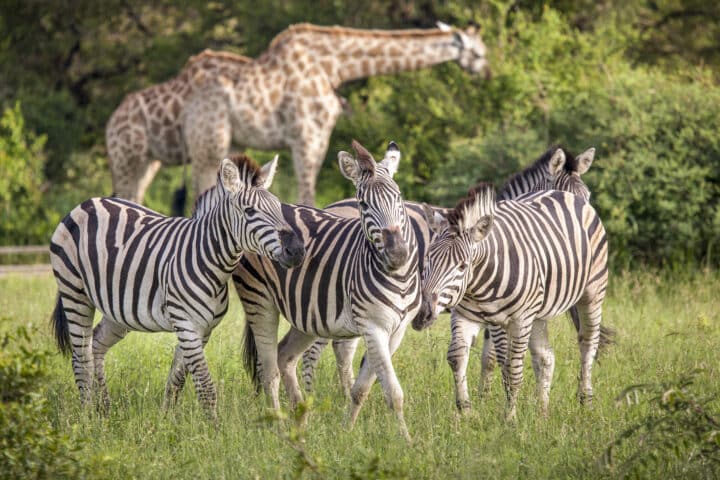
[555,147,595,201]
[412,183,496,331]
[217,155,305,268]
[338,140,410,272]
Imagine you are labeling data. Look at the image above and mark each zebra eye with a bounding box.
[458,262,468,273]
[244,206,256,216]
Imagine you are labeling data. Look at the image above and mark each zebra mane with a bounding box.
[501,144,572,187]
[447,183,496,233]
[221,153,266,188]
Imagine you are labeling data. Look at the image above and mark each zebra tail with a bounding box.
[241,321,262,393]
[51,296,72,356]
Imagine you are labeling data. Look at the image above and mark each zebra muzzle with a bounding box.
[412,293,438,331]
[381,227,409,270]
[277,229,305,268]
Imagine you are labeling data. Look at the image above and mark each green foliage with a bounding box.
[604,369,720,478]
[0,327,90,480]
[0,103,59,245]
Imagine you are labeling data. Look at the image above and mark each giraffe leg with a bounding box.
[107,116,160,204]
[446,311,482,412]
[183,91,231,200]
[332,338,360,398]
[91,317,128,415]
[528,319,555,417]
[301,338,329,393]
[278,328,319,409]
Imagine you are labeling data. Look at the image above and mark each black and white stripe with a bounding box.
[50,155,304,419]
[235,141,420,440]
[414,184,608,420]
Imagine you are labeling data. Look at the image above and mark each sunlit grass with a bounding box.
[1,270,718,478]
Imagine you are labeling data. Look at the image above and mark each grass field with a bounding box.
[1,270,719,479]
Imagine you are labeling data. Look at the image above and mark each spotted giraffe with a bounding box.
[106,22,490,207]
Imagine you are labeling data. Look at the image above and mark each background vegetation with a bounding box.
[1,0,719,266]
[0,271,718,479]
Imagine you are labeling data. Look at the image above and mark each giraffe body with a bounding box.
[106,23,489,206]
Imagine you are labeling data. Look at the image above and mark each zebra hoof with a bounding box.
[577,391,593,406]
[456,400,472,413]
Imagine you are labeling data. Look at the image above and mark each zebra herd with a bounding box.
[49,139,609,440]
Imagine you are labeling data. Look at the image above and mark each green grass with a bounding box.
[1,270,719,479]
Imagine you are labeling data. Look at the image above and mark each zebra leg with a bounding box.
[447,311,482,412]
[248,312,282,411]
[61,295,96,409]
[480,328,498,396]
[172,324,217,421]
[163,333,211,410]
[576,301,602,405]
[348,326,411,442]
[278,327,319,409]
[92,317,128,415]
[332,338,360,398]
[300,338,329,393]
[501,321,533,422]
[528,319,555,417]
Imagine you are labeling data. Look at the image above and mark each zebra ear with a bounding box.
[436,21,452,32]
[575,148,595,175]
[469,215,493,243]
[379,141,401,178]
[548,149,566,176]
[422,203,448,233]
[338,151,360,184]
[259,154,279,189]
[219,158,242,194]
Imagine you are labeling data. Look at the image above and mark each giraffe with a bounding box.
[106,22,490,207]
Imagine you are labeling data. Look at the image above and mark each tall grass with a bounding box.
[0,270,718,479]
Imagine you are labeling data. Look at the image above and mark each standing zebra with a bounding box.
[50,155,305,419]
[235,140,420,440]
[300,145,607,396]
[413,184,608,419]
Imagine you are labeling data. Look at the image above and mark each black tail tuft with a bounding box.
[51,296,72,356]
[241,321,262,394]
[171,185,187,217]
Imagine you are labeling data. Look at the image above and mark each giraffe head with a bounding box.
[413,183,496,331]
[437,22,490,78]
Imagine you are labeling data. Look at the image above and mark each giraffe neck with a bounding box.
[270,25,461,87]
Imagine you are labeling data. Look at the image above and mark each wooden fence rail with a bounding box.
[0,245,51,276]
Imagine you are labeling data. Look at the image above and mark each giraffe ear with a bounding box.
[575,148,595,175]
[422,203,448,233]
[548,148,567,176]
[379,141,401,178]
[219,158,242,194]
[338,151,360,184]
[259,155,279,189]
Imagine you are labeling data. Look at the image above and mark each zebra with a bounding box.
[235,140,420,441]
[299,145,609,396]
[413,183,608,420]
[49,154,305,420]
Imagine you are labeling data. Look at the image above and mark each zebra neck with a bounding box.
[197,202,244,281]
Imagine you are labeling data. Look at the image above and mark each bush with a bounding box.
[0,327,91,479]
[0,103,59,245]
